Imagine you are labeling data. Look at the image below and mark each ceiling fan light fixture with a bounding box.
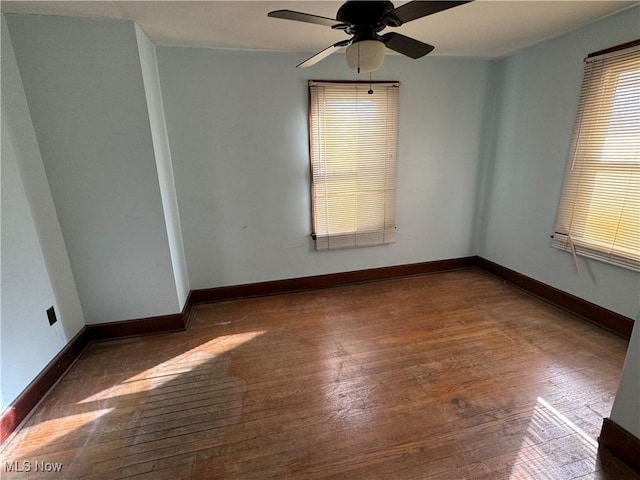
[346,40,386,73]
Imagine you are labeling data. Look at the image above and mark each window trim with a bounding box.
[552,40,640,272]
[308,80,400,250]
[587,39,640,59]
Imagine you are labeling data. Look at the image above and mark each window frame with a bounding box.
[552,40,640,271]
[308,80,400,251]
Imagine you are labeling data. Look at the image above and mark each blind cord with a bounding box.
[567,234,581,275]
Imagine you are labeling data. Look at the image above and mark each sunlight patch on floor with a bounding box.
[17,408,114,457]
[509,397,597,479]
[79,331,265,404]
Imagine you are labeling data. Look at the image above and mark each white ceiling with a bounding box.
[1,1,637,58]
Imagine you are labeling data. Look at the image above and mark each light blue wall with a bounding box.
[135,25,190,309]
[477,7,640,320]
[1,15,85,411]
[156,48,492,288]
[6,15,181,323]
[611,319,640,439]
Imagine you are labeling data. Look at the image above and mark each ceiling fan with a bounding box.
[268,1,473,72]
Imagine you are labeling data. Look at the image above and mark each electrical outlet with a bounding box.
[47,306,57,326]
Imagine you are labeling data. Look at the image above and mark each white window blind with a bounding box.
[309,80,399,251]
[552,42,640,271]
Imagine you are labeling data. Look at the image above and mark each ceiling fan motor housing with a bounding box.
[337,1,402,40]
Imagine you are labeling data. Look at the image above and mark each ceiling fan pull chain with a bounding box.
[368,72,374,95]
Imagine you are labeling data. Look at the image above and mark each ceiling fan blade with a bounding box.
[381,32,434,59]
[297,40,351,68]
[391,1,472,24]
[268,10,340,27]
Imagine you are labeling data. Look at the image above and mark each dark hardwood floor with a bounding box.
[1,270,637,479]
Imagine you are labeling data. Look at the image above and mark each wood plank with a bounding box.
[1,270,637,479]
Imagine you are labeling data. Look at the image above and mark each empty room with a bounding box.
[1,1,639,478]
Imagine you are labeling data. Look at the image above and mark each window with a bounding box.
[309,81,399,251]
[552,42,640,271]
